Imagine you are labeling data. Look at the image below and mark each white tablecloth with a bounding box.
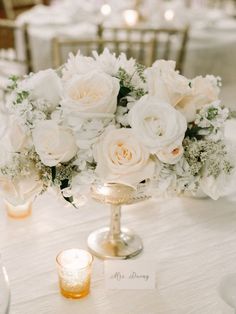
[1,190,236,314]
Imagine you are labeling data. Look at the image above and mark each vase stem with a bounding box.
[109,204,121,240]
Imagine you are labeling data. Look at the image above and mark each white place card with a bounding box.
[104,260,156,290]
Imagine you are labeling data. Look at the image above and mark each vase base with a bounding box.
[87,227,143,260]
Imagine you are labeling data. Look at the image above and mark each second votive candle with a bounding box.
[56,249,93,299]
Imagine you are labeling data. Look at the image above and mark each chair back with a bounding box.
[2,0,42,20]
[52,36,155,69]
[185,0,234,8]
[0,19,32,98]
[100,26,189,72]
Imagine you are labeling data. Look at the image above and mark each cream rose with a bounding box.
[32,120,77,166]
[176,75,220,122]
[129,95,187,157]
[191,75,220,109]
[94,128,155,186]
[61,71,120,116]
[146,60,191,106]
[157,143,184,165]
[21,69,62,110]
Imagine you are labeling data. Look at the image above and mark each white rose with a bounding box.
[175,95,197,122]
[146,60,191,107]
[61,71,120,116]
[157,143,184,165]
[94,128,155,186]
[176,75,220,122]
[191,75,220,109]
[32,120,77,166]
[21,69,62,110]
[129,95,187,156]
[0,171,43,205]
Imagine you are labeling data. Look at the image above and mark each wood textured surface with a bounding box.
[1,190,236,314]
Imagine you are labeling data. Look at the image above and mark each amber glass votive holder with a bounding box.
[56,249,93,299]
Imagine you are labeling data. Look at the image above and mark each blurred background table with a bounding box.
[1,190,236,314]
[11,0,236,107]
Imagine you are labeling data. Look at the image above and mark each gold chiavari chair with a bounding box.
[2,0,42,20]
[214,0,236,8]
[51,37,155,69]
[0,19,32,99]
[185,0,235,9]
[99,26,189,73]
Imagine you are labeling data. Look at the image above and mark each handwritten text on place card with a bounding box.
[104,260,156,290]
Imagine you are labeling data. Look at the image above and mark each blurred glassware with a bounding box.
[4,200,32,219]
[123,9,139,26]
[0,257,10,314]
[219,273,236,313]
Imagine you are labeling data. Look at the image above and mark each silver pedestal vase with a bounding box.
[87,183,150,260]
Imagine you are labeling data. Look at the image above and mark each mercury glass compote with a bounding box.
[87,183,150,260]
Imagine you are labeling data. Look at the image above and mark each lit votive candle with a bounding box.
[123,9,139,27]
[100,3,111,16]
[164,9,175,22]
[56,249,93,299]
[5,200,32,219]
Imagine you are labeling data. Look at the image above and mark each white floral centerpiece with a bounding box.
[0,49,235,206]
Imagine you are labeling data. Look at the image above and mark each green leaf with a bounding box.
[118,86,131,100]
[51,166,56,182]
[207,107,218,120]
[185,125,203,140]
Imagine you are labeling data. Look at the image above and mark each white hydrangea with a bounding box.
[92,48,120,76]
[205,74,222,88]
[150,157,199,197]
[116,106,129,126]
[62,51,98,81]
[195,101,229,140]
[66,115,115,149]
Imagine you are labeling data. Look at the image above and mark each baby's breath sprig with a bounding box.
[116,67,146,101]
[183,138,233,178]
[135,63,146,83]
[7,75,19,92]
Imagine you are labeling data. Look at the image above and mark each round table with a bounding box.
[1,190,236,313]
